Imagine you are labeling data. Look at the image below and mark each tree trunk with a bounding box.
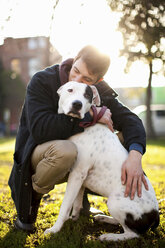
[146,61,156,138]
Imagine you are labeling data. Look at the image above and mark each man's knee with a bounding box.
[44,140,77,166]
[31,140,77,194]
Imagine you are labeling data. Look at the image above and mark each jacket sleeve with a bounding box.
[106,97,146,154]
[26,73,84,144]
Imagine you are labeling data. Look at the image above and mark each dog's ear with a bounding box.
[90,85,101,106]
[57,85,63,96]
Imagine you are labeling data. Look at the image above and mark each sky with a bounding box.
[0,0,165,88]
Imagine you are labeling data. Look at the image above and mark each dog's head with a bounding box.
[57,81,101,119]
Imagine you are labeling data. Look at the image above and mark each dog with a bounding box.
[44,81,159,241]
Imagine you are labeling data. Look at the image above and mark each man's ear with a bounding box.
[57,85,63,96]
[90,85,101,106]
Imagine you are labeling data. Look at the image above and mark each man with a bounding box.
[8,45,148,232]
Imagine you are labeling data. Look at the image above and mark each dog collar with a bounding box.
[79,106,107,128]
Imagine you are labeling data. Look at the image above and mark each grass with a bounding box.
[0,137,165,248]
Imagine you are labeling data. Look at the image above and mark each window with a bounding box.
[38,37,46,48]
[11,59,21,74]
[28,58,40,78]
[28,38,38,50]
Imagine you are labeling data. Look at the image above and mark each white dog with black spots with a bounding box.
[44,81,159,241]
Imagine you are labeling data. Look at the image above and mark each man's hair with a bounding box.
[74,45,110,80]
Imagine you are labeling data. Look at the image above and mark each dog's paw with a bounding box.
[99,233,120,242]
[99,232,139,241]
[71,211,80,221]
[99,233,108,241]
[99,233,113,241]
[94,214,119,225]
[71,215,79,221]
[44,226,60,235]
[94,214,107,222]
[44,227,54,235]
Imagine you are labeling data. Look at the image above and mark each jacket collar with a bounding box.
[59,58,73,85]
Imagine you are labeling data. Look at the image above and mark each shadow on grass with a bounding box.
[0,215,164,248]
[37,216,124,248]
[0,228,28,248]
[36,216,165,248]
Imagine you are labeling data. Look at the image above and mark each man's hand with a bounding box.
[90,107,114,132]
[121,150,149,200]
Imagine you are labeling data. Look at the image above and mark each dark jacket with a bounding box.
[8,64,146,223]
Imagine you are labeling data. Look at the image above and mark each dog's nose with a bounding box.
[72,100,82,111]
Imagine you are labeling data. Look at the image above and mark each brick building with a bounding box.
[0,36,62,135]
[0,36,62,84]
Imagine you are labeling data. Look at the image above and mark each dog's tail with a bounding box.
[125,209,159,234]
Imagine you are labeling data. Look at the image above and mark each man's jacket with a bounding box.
[8,64,146,223]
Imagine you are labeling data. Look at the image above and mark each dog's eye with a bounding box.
[84,93,90,99]
[68,89,73,93]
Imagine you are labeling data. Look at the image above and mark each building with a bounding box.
[0,36,62,85]
[0,36,62,135]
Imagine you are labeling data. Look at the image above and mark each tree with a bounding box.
[0,61,26,134]
[107,0,165,138]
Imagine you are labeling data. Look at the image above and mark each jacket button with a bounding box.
[70,118,73,122]
[25,183,28,186]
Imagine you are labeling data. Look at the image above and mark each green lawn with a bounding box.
[0,137,165,248]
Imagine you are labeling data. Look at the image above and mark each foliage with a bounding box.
[0,62,25,123]
[108,0,165,63]
[0,137,165,248]
[107,0,165,138]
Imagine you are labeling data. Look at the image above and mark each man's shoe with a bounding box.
[14,218,35,233]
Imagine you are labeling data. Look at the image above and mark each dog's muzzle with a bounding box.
[72,100,82,111]
[68,100,82,118]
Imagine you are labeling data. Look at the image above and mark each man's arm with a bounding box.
[26,73,84,144]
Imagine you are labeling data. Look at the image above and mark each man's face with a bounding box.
[69,58,98,85]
